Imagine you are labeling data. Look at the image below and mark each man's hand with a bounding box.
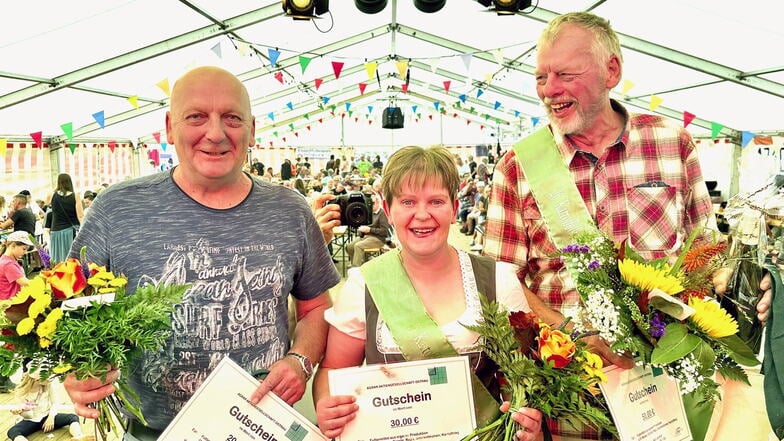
[62,369,120,419]
[249,355,307,406]
[500,402,543,441]
[357,225,370,234]
[712,266,734,296]
[757,272,773,324]
[313,193,341,244]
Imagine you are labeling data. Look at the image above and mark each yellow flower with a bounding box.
[619,259,684,294]
[580,352,608,383]
[689,297,738,338]
[39,337,51,348]
[36,308,63,340]
[11,277,46,304]
[52,363,72,374]
[28,295,52,320]
[16,317,36,335]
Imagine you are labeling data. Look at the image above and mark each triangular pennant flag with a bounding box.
[367,105,373,114]
[237,41,250,57]
[299,55,312,74]
[322,96,330,104]
[484,114,490,120]
[286,102,294,111]
[710,122,724,139]
[480,125,485,130]
[268,48,281,66]
[128,95,139,109]
[396,60,409,78]
[68,143,76,155]
[513,110,520,118]
[433,101,440,110]
[273,131,278,137]
[365,61,378,80]
[648,94,663,111]
[108,141,117,152]
[289,123,294,130]
[274,72,284,84]
[412,105,418,113]
[622,79,635,95]
[492,48,505,66]
[318,118,323,123]
[493,101,501,110]
[92,111,105,128]
[332,61,344,79]
[295,131,299,137]
[211,42,222,58]
[306,125,311,131]
[476,89,484,98]
[269,141,274,147]
[345,102,351,111]
[683,111,696,128]
[267,112,275,121]
[0,139,7,157]
[304,113,310,120]
[60,122,73,140]
[453,113,458,118]
[467,120,471,125]
[156,78,170,97]
[161,142,168,151]
[459,94,467,103]
[531,117,540,127]
[416,113,421,119]
[152,132,161,144]
[331,104,336,112]
[354,117,359,123]
[314,78,323,89]
[428,115,433,120]
[282,137,286,142]
[358,82,367,95]
[30,131,43,148]
[401,83,408,93]
[443,81,451,94]
[484,73,494,85]
[460,53,472,72]
[741,131,755,148]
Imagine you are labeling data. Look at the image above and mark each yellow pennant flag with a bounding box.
[396,60,408,79]
[128,95,139,109]
[622,79,635,95]
[492,48,505,67]
[365,61,378,80]
[0,138,6,157]
[237,41,250,57]
[484,73,494,84]
[156,78,171,97]
[649,94,663,111]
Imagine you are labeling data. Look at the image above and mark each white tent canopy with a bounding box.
[1,0,783,148]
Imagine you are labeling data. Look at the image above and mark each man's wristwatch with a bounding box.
[286,352,313,381]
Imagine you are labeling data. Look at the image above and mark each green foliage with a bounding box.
[651,323,701,365]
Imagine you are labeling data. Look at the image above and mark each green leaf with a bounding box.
[690,339,715,375]
[651,323,701,365]
[719,334,761,367]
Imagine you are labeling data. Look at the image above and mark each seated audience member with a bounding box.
[0,194,36,236]
[346,193,389,267]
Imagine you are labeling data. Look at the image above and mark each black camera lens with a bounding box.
[346,201,371,226]
[331,192,373,227]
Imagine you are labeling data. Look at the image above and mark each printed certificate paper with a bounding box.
[328,356,476,441]
[600,364,691,441]
[160,356,327,441]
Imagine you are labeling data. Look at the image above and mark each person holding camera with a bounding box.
[346,193,389,268]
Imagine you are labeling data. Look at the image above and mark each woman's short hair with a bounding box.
[381,145,460,204]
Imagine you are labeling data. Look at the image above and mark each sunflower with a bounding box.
[618,259,684,294]
[688,297,738,338]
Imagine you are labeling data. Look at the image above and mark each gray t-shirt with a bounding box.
[70,170,340,429]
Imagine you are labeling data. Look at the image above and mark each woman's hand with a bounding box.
[43,414,55,432]
[62,369,119,419]
[250,356,307,406]
[315,395,359,439]
[757,272,773,323]
[500,402,543,441]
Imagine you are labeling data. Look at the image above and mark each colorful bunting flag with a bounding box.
[622,79,635,95]
[433,101,440,110]
[710,122,724,139]
[412,105,418,113]
[513,110,520,118]
[60,122,73,140]
[332,61,344,79]
[322,96,330,104]
[531,117,540,127]
[156,78,170,97]
[152,132,161,144]
[345,102,351,111]
[128,95,139,109]
[68,144,76,155]
[396,60,409,78]
[683,111,696,128]
[402,83,408,93]
[367,105,373,114]
[30,131,43,148]
[459,94,467,103]
[493,101,501,110]
[314,78,323,89]
[460,53,472,72]
[359,83,367,95]
[299,55,312,74]
[268,112,275,121]
[268,48,281,66]
[648,94,663,111]
[476,89,484,98]
[92,111,105,129]
[365,61,378,80]
[443,81,451,94]
[161,142,168,151]
[286,102,293,110]
[211,42,222,58]
[274,72,284,84]
[741,131,755,148]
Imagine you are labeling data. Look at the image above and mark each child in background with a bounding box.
[6,370,95,441]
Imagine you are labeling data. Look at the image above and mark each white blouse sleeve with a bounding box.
[323,268,368,340]
[495,261,530,313]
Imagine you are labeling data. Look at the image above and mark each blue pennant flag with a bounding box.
[368,105,374,114]
[267,112,275,121]
[531,116,540,127]
[286,102,293,111]
[459,94,467,103]
[476,89,484,98]
[92,111,105,128]
[412,105,418,113]
[741,130,755,148]
[494,101,501,110]
[433,101,440,110]
[323,96,330,104]
[513,110,520,118]
[345,102,351,111]
[268,48,281,66]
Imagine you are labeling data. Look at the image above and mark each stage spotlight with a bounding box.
[413,0,446,13]
[476,0,532,15]
[355,0,388,14]
[282,0,329,19]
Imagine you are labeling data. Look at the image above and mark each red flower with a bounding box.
[537,324,576,369]
[41,258,87,300]
[509,311,539,355]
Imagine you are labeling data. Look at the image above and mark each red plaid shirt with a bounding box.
[483,102,717,439]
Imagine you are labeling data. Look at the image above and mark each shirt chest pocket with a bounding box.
[626,183,682,252]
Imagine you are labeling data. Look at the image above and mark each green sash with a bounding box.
[361,250,502,427]
[512,127,599,253]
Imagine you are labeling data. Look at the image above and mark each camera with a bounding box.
[330,192,373,227]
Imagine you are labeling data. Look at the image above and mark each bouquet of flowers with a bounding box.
[0,248,188,440]
[461,296,617,440]
[561,229,760,406]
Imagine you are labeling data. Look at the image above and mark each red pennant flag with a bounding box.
[358,83,367,95]
[30,131,43,148]
[152,132,161,143]
[294,132,299,137]
[368,120,372,125]
[341,113,346,118]
[467,120,471,125]
[443,81,451,94]
[429,115,433,120]
[402,83,409,94]
[318,118,323,123]
[330,111,335,117]
[683,111,696,128]
[332,61,344,79]
[480,125,485,130]
[453,113,458,118]
[274,72,284,84]
[307,125,311,131]
[269,141,274,147]
[108,141,117,152]
[355,117,359,122]
[282,137,287,142]
[315,78,323,90]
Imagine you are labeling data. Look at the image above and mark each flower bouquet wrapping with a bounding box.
[560,229,760,407]
[0,248,188,440]
[461,295,617,441]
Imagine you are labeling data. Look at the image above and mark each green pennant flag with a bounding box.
[288,123,294,130]
[60,122,73,140]
[298,55,312,74]
[304,113,310,120]
[68,143,77,154]
[710,122,724,139]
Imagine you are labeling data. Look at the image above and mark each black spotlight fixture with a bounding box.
[477,0,532,15]
[282,0,329,20]
[355,0,388,14]
[413,0,446,13]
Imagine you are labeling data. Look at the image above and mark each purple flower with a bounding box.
[649,314,665,339]
[587,260,601,270]
[37,247,51,270]
[579,245,590,253]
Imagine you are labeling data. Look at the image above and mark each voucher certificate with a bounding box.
[160,356,327,441]
[328,356,476,441]
[599,364,691,441]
